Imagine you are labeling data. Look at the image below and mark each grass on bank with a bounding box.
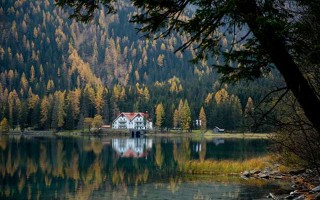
[148,129,273,139]
[182,156,287,175]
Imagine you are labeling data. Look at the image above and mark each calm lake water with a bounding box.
[0,135,288,199]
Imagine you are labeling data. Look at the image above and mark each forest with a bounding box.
[0,0,282,132]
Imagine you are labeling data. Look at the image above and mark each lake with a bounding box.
[0,135,288,199]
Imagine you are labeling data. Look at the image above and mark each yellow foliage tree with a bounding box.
[155,103,165,130]
[199,106,207,131]
[92,115,103,129]
[181,100,191,131]
[0,118,9,133]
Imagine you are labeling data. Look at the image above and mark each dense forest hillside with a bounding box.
[0,0,282,131]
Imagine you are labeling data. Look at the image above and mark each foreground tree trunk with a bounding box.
[236,0,320,134]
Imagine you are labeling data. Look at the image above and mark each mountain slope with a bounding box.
[0,0,281,131]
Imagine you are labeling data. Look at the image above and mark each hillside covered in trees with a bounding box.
[0,0,282,132]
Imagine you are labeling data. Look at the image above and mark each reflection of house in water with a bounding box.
[112,138,153,158]
[212,138,225,146]
[193,139,225,153]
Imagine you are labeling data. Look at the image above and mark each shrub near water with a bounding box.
[183,156,272,175]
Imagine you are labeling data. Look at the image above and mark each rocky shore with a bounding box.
[241,166,320,199]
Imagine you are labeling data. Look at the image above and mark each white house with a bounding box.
[112,112,153,130]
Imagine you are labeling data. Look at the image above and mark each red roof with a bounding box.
[122,112,140,120]
[122,112,147,121]
[113,112,150,123]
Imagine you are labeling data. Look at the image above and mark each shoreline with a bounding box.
[1,130,273,139]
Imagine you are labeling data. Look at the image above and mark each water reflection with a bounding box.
[0,136,283,199]
[112,138,152,158]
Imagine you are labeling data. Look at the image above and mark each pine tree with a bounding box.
[77,113,84,131]
[65,103,74,130]
[173,109,179,128]
[19,101,28,131]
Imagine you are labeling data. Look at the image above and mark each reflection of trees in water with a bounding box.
[0,136,272,199]
[169,176,181,193]
[155,142,164,168]
[0,136,7,150]
[199,140,207,162]
[172,138,192,171]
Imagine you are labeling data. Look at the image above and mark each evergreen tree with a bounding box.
[173,109,179,129]
[77,113,84,131]
[19,101,28,131]
[65,103,74,130]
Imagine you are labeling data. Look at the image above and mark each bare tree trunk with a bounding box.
[236,0,320,134]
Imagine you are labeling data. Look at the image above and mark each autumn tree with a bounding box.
[155,142,164,168]
[66,89,81,121]
[8,90,21,129]
[244,97,254,131]
[0,117,9,133]
[177,99,184,128]
[199,106,206,131]
[40,96,50,129]
[94,85,105,115]
[51,91,65,130]
[92,114,103,129]
[245,97,254,117]
[155,103,165,130]
[181,100,191,132]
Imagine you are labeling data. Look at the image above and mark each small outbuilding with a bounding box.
[213,126,225,133]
